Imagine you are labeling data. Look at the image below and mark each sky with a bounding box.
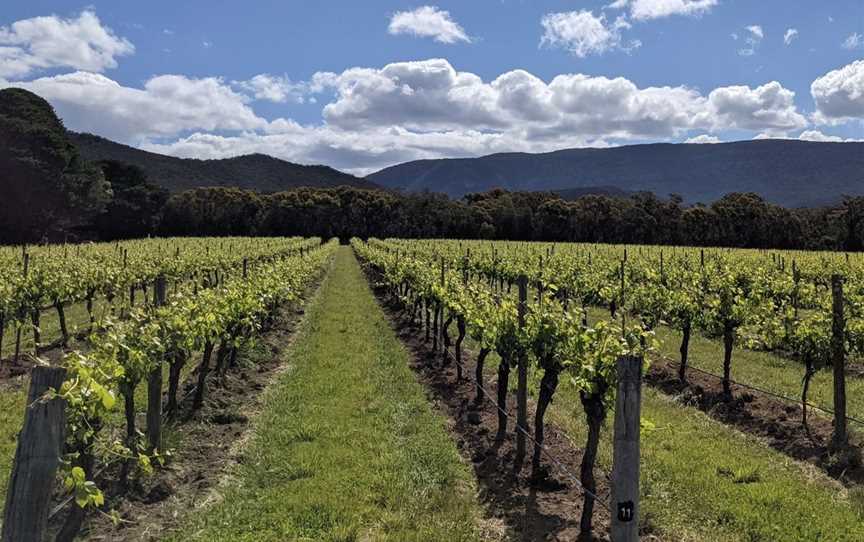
[1,1,862,175]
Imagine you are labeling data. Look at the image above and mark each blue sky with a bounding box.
[1,1,862,174]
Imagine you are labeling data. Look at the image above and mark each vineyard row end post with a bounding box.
[2,366,67,542]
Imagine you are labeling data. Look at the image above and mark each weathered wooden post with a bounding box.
[147,276,167,452]
[242,258,248,279]
[2,366,67,542]
[14,253,29,363]
[610,355,642,542]
[830,275,847,451]
[514,275,529,469]
[619,259,627,331]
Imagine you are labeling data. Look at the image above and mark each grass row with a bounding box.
[457,328,864,541]
[168,247,486,541]
[582,306,864,427]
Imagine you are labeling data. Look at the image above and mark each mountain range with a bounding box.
[69,132,376,193]
[366,140,864,208]
[57,131,864,209]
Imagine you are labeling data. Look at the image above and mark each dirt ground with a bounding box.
[369,280,621,542]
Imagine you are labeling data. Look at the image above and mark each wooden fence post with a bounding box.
[830,275,847,451]
[610,355,642,542]
[147,276,167,452]
[2,366,67,542]
[514,275,529,469]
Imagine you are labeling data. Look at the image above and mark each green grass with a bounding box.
[1,297,120,359]
[0,383,27,502]
[459,333,864,541]
[167,247,486,542]
[585,306,864,426]
[549,387,864,542]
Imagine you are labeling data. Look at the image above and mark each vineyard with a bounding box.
[351,238,864,540]
[0,237,337,541]
[1,237,863,541]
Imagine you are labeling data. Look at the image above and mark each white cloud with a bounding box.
[783,28,798,46]
[746,25,764,40]
[540,11,639,58]
[0,11,133,78]
[798,129,841,142]
[686,134,721,143]
[738,25,763,56]
[388,6,471,44]
[708,81,807,132]
[3,71,265,142]
[608,0,718,21]
[140,126,602,176]
[752,132,796,140]
[797,129,862,143]
[312,59,805,141]
[843,32,863,50]
[4,58,814,173]
[235,74,312,103]
[811,59,864,124]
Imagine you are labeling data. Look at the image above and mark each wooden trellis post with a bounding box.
[2,366,67,542]
[515,275,529,469]
[147,276,167,452]
[830,275,847,450]
[610,355,642,542]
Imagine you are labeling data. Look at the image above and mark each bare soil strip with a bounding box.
[367,278,617,542]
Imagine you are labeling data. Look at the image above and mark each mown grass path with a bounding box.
[169,246,486,542]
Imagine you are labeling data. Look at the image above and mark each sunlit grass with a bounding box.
[168,247,485,541]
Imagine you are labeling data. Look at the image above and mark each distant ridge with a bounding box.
[69,132,377,193]
[367,140,864,207]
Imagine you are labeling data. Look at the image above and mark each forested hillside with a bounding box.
[69,132,377,193]
[367,140,864,207]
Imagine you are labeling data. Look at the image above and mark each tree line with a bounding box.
[5,144,864,251]
[152,185,859,251]
[3,86,863,251]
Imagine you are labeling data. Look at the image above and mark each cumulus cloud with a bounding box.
[388,6,471,44]
[3,71,265,142]
[0,11,133,78]
[686,134,721,143]
[738,25,763,56]
[784,28,798,45]
[608,0,718,21]
[4,58,814,173]
[843,32,863,50]
[797,129,862,143]
[235,74,314,104]
[811,60,864,124]
[305,59,807,145]
[708,81,807,132]
[141,127,600,176]
[540,10,639,58]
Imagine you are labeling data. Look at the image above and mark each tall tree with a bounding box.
[0,88,110,242]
